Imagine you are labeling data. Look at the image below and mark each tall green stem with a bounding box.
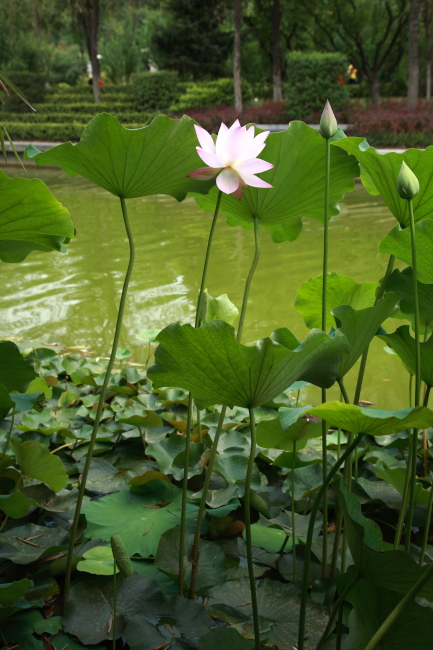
[316,573,360,650]
[331,379,350,575]
[179,191,222,595]
[112,567,117,650]
[246,407,260,650]
[321,137,331,578]
[364,561,433,650]
[3,412,14,456]
[418,384,432,565]
[291,439,297,582]
[188,216,261,599]
[297,434,364,650]
[353,255,395,405]
[64,197,135,604]
[405,199,421,551]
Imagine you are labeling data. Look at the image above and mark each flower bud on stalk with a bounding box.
[397,161,420,200]
[319,100,338,139]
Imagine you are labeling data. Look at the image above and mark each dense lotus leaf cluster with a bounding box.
[0,111,432,649]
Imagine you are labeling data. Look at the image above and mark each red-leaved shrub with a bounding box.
[172,100,288,132]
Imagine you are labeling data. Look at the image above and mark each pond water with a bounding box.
[3,166,408,410]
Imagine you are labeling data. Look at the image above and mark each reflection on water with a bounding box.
[3,167,408,410]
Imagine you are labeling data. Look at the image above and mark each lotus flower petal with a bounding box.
[245,131,270,159]
[196,148,225,168]
[216,168,240,194]
[194,125,216,154]
[238,172,273,189]
[188,167,220,180]
[235,158,274,175]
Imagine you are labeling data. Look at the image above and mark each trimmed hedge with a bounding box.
[46,92,133,104]
[30,102,135,114]
[131,71,180,110]
[46,84,130,97]
[1,111,152,124]
[3,71,47,112]
[170,78,253,112]
[284,51,349,119]
[2,121,150,142]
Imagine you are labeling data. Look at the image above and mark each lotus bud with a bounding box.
[319,100,338,139]
[110,535,133,578]
[397,161,419,200]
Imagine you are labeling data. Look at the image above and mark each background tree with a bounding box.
[69,0,101,102]
[307,0,408,106]
[426,0,431,100]
[234,0,243,112]
[407,0,422,107]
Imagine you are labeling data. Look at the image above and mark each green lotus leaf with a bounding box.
[332,292,399,379]
[379,325,433,386]
[243,522,290,553]
[0,523,68,564]
[380,220,433,284]
[385,267,433,327]
[0,341,37,393]
[0,580,33,606]
[148,320,349,409]
[146,435,207,480]
[0,384,14,419]
[203,291,239,325]
[25,113,214,200]
[198,628,254,650]
[333,138,433,227]
[303,402,433,435]
[193,122,358,243]
[77,546,118,576]
[0,170,74,263]
[295,273,377,331]
[9,439,68,492]
[0,492,37,518]
[256,411,322,452]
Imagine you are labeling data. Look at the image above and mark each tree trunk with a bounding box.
[78,0,101,104]
[407,0,422,109]
[233,0,243,113]
[272,0,283,101]
[370,76,382,106]
[426,0,431,101]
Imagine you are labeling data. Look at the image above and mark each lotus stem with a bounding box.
[247,407,260,650]
[297,433,364,650]
[418,384,433,564]
[321,136,331,579]
[3,412,14,456]
[291,439,297,582]
[64,196,135,604]
[364,561,433,650]
[189,216,261,599]
[405,198,421,551]
[353,254,395,405]
[112,564,117,650]
[179,190,222,596]
[315,572,360,650]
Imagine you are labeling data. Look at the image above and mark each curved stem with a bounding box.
[364,561,433,650]
[180,190,222,595]
[353,254,395,405]
[406,199,421,550]
[246,407,260,650]
[64,196,135,604]
[338,379,350,405]
[291,439,297,582]
[320,137,331,578]
[3,412,14,456]
[316,573,360,650]
[297,433,364,650]
[189,216,261,599]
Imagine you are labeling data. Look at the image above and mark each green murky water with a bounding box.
[3,167,408,410]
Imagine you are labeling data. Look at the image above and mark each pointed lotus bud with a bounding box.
[319,100,338,139]
[397,161,419,200]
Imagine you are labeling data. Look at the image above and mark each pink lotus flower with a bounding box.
[188,120,274,200]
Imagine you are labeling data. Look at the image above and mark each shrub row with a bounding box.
[173,100,288,132]
[1,111,153,124]
[2,121,149,142]
[29,102,135,114]
[170,78,254,112]
[46,92,133,104]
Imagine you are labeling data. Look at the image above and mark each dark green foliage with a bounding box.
[171,78,254,111]
[284,52,349,119]
[150,0,232,80]
[2,72,46,113]
[131,71,181,110]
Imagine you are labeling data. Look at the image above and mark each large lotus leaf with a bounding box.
[256,413,322,452]
[207,577,329,648]
[155,525,227,595]
[379,325,433,386]
[0,170,74,263]
[380,220,433,284]
[83,485,198,557]
[0,384,14,419]
[333,138,433,227]
[343,577,433,650]
[303,402,433,435]
[332,292,399,379]
[9,439,68,492]
[335,483,433,602]
[386,267,433,327]
[295,273,377,330]
[0,492,37,518]
[64,573,213,647]
[0,341,37,393]
[374,464,431,506]
[244,522,290,553]
[0,523,68,563]
[146,435,207,480]
[25,113,214,200]
[193,121,358,243]
[0,580,33,606]
[148,320,349,410]
[77,545,118,576]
